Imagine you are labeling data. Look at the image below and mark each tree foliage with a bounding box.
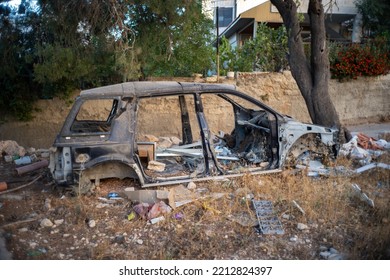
[0,0,213,119]
[218,24,288,75]
[355,0,390,37]
[129,0,213,77]
[240,23,288,72]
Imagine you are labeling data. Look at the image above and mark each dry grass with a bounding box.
[85,166,388,259]
[2,158,389,260]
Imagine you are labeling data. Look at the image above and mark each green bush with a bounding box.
[240,23,288,72]
[217,23,289,75]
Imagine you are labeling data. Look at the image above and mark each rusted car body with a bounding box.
[49,82,338,192]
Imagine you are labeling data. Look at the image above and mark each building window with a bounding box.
[217,7,233,27]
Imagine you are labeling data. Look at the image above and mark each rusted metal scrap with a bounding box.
[357,133,383,150]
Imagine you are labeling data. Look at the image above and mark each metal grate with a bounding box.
[253,200,284,235]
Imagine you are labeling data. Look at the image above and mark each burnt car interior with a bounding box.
[135,91,278,181]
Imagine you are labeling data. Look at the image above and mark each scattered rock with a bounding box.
[234,187,254,200]
[282,214,290,220]
[158,137,173,149]
[114,235,125,244]
[136,239,143,245]
[170,136,181,146]
[297,223,308,230]
[3,155,13,162]
[319,247,344,260]
[320,251,331,259]
[0,229,12,260]
[187,182,197,190]
[140,134,159,142]
[0,140,26,157]
[147,160,166,172]
[290,236,298,242]
[329,247,338,254]
[18,228,28,233]
[29,242,38,249]
[319,245,328,251]
[40,218,54,228]
[328,253,344,260]
[54,219,64,226]
[40,151,50,158]
[44,198,52,211]
[88,220,96,228]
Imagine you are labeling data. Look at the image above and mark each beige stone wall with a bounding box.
[236,71,390,125]
[0,72,389,148]
[236,71,309,122]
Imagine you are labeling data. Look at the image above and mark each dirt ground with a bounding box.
[0,150,389,260]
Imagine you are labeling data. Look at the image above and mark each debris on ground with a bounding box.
[0,124,389,260]
[253,200,284,235]
[0,229,12,260]
[14,156,33,165]
[168,184,200,209]
[339,135,372,164]
[357,133,386,150]
[0,175,43,195]
[15,160,49,175]
[293,131,389,179]
[147,160,166,172]
[0,182,7,192]
[131,201,172,222]
[292,200,305,215]
[228,212,258,227]
[124,188,170,204]
[0,140,26,158]
[296,159,330,177]
[297,223,309,231]
[351,183,375,207]
[147,201,172,220]
[319,247,345,260]
[355,162,390,174]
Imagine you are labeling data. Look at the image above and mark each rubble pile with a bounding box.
[295,133,390,177]
[0,140,26,159]
[0,140,50,193]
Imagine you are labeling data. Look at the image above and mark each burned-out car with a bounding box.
[49,82,338,193]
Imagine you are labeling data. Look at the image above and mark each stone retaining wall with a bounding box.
[236,71,390,125]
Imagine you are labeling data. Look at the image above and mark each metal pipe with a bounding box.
[15,160,49,175]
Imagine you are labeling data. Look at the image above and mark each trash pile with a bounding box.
[295,133,390,177]
[0,140,50,193]
[120,183,225,224]
[339,133,389,165]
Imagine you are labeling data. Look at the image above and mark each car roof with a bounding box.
[80,81,237,98]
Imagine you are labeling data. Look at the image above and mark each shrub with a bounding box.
[330,39,390,81]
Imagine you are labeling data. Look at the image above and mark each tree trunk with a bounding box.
[270,0,350,142]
